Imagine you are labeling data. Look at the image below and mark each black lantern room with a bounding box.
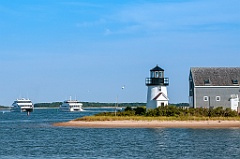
[146,65,169,86]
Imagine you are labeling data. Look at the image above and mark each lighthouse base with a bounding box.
[146,86,169,110]
[146,100,169,109]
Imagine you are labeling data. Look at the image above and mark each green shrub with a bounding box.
[124,106,132,111]
[133,106,146,115]
[93,106,239,118]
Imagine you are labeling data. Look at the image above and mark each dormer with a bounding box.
[232,79,239,85]
[204,79,210,85]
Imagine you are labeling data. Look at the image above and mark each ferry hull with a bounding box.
[11,107,34,112]
[59,107,83,112]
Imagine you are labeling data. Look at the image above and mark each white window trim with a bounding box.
[203,96,208,101]
[195,86,239,88]
[216,96,221,101]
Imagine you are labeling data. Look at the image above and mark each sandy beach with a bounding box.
[53,120,240,128]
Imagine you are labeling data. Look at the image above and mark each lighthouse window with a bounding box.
[159,72,162,78]
[151,72,155,78]
[156,72,159,78]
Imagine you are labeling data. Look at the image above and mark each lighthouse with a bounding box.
[145,65,169,109]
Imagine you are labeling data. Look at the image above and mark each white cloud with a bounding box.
[102,0,240,35]
[76,18,106,27]
[60,1,102,8]
[104,28,112,35]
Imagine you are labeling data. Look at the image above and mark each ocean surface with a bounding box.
[0,108,240,159]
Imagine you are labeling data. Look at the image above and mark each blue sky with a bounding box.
[0,0,239,105]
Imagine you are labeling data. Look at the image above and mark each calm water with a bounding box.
[0,108,240,159]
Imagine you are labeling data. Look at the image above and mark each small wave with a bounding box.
[1,110,11,114]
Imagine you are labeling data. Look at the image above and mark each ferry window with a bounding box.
[203,96,208,101]
[216,96,221,101]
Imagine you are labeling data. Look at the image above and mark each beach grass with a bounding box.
[74,116,240,121]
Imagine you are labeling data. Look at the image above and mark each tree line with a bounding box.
[33,102,189,108]
[33,102,146,108]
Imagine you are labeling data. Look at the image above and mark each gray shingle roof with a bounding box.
[190,67,240,86]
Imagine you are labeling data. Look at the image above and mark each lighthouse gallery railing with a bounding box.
[145,77,169,86]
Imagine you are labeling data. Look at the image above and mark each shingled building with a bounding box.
[189,67,240,111]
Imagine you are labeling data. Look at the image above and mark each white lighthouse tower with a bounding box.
[146,65,169,109]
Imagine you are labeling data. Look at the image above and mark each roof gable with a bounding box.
[190,67,240,86]
[153,92,169,101]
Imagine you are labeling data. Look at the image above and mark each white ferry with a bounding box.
[59,99,83,112]
[11,98,34,112]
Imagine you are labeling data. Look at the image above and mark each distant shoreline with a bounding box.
[53,120,240,128]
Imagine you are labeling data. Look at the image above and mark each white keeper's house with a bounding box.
[189,67,240,111]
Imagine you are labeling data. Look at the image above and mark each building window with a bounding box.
[232,79,238,85]
[204,79,210,85]
[203,96,208,101]
[216,96,221,101]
